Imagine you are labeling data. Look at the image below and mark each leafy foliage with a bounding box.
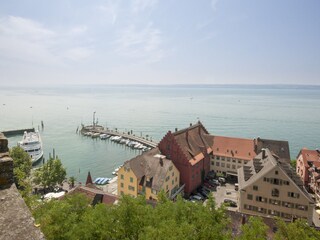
[33,157,66,190]
[10,146,32,188]
[274,218,320,240]
[9,146,36,207]
[290,159,297,170]
[33,193,231,240]
[237,216,268,240]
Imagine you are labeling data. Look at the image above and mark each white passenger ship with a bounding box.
[18,131,44,164]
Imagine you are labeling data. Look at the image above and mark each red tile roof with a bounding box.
[172,122,212,161]
[210,135,255,161]
[69,185,118,205]
[299,149,320,167]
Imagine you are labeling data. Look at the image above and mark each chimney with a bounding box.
[262,148,266,159]
[190,123,192,127]
[175,128,178,132]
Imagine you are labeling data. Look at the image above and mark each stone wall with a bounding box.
[0,133,14,190]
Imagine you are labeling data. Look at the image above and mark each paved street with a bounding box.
[212,183,239,211]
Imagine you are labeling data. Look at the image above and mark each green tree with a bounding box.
[237,216,269,240]
[33,157,66,190]
[9,146,37,207]
[68,176,76,188]
[290,159,297,170]
[274,218,320,240]
[33,193,90,240]
[9,146,32,188]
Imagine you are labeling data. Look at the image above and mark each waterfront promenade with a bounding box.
[81,125,158,148]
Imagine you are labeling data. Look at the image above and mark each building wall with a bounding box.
[146,162,181,200]
[117,167,138,197]
[296,154,309,187]
[210,155,250,176]
[239,166,313,224]
[159,132,194,195]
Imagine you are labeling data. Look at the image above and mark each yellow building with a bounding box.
[117,148,182,200]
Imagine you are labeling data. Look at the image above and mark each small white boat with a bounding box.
[100,133,108,139]
[92,133,100,138]
[18,131,43,164]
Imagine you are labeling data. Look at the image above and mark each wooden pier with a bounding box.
[1,128,35,137]
[81,125,158,148]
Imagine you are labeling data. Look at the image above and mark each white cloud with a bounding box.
[65,47,93,61]
[0,15,93,65]
[132,0,157,13]
[70,25,87,35]
[211,0,219,11]
[97,1,119,24]
[115,23,164,63]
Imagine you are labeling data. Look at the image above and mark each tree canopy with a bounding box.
[33,157,66,190]
[9,146,32,188]
[33,193,231,240]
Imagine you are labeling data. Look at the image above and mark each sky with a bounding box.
[0,0,319,86]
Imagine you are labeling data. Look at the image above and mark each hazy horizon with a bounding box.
[1,0,319,86]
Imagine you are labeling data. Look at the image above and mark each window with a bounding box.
[288,192,299,198]
[282,201,294,208]
[227,158,230,162]
[172,180,174,185]
[247,194,253,200]
[270,178,281,185]
[216,162,220,167]
[216,156,220,160]
[166,185,168,190]
[221,163,225,167]
[269,199,281,205]
[221,157,225,161]
[226,164,230,168]
[130,177,133,183]
[128,185,135,191]
[232,165,236,169]
[271,188,279,197]
[120,183,124,188]
[172,172,174,177]
[175,177,177,182]
[275,170,278,175]
[238,160,241,164]
[296,204,308,211]
[169,166,173,171]
[232,159,236,163]
[253,185,258,191]
[256,196,267,202]
[121,174,124,180]
[166,176,170,182]
[211,161,214,166]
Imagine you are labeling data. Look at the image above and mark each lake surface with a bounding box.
[1,85,319,182]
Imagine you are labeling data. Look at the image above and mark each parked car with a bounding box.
[218,177,226,183]
[190,195,202,201]
[223,199,237,207]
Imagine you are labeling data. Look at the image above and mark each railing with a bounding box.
[170,184,185,199]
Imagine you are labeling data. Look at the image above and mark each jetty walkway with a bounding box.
[81,125,158,148]
[1,128,35,137]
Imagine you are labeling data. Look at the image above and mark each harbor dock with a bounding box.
[81,125,158,148]
[1,128,35,137]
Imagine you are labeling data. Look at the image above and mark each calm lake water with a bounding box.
[1,85,319,182]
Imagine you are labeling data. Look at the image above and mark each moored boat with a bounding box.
[18,131,43,164]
